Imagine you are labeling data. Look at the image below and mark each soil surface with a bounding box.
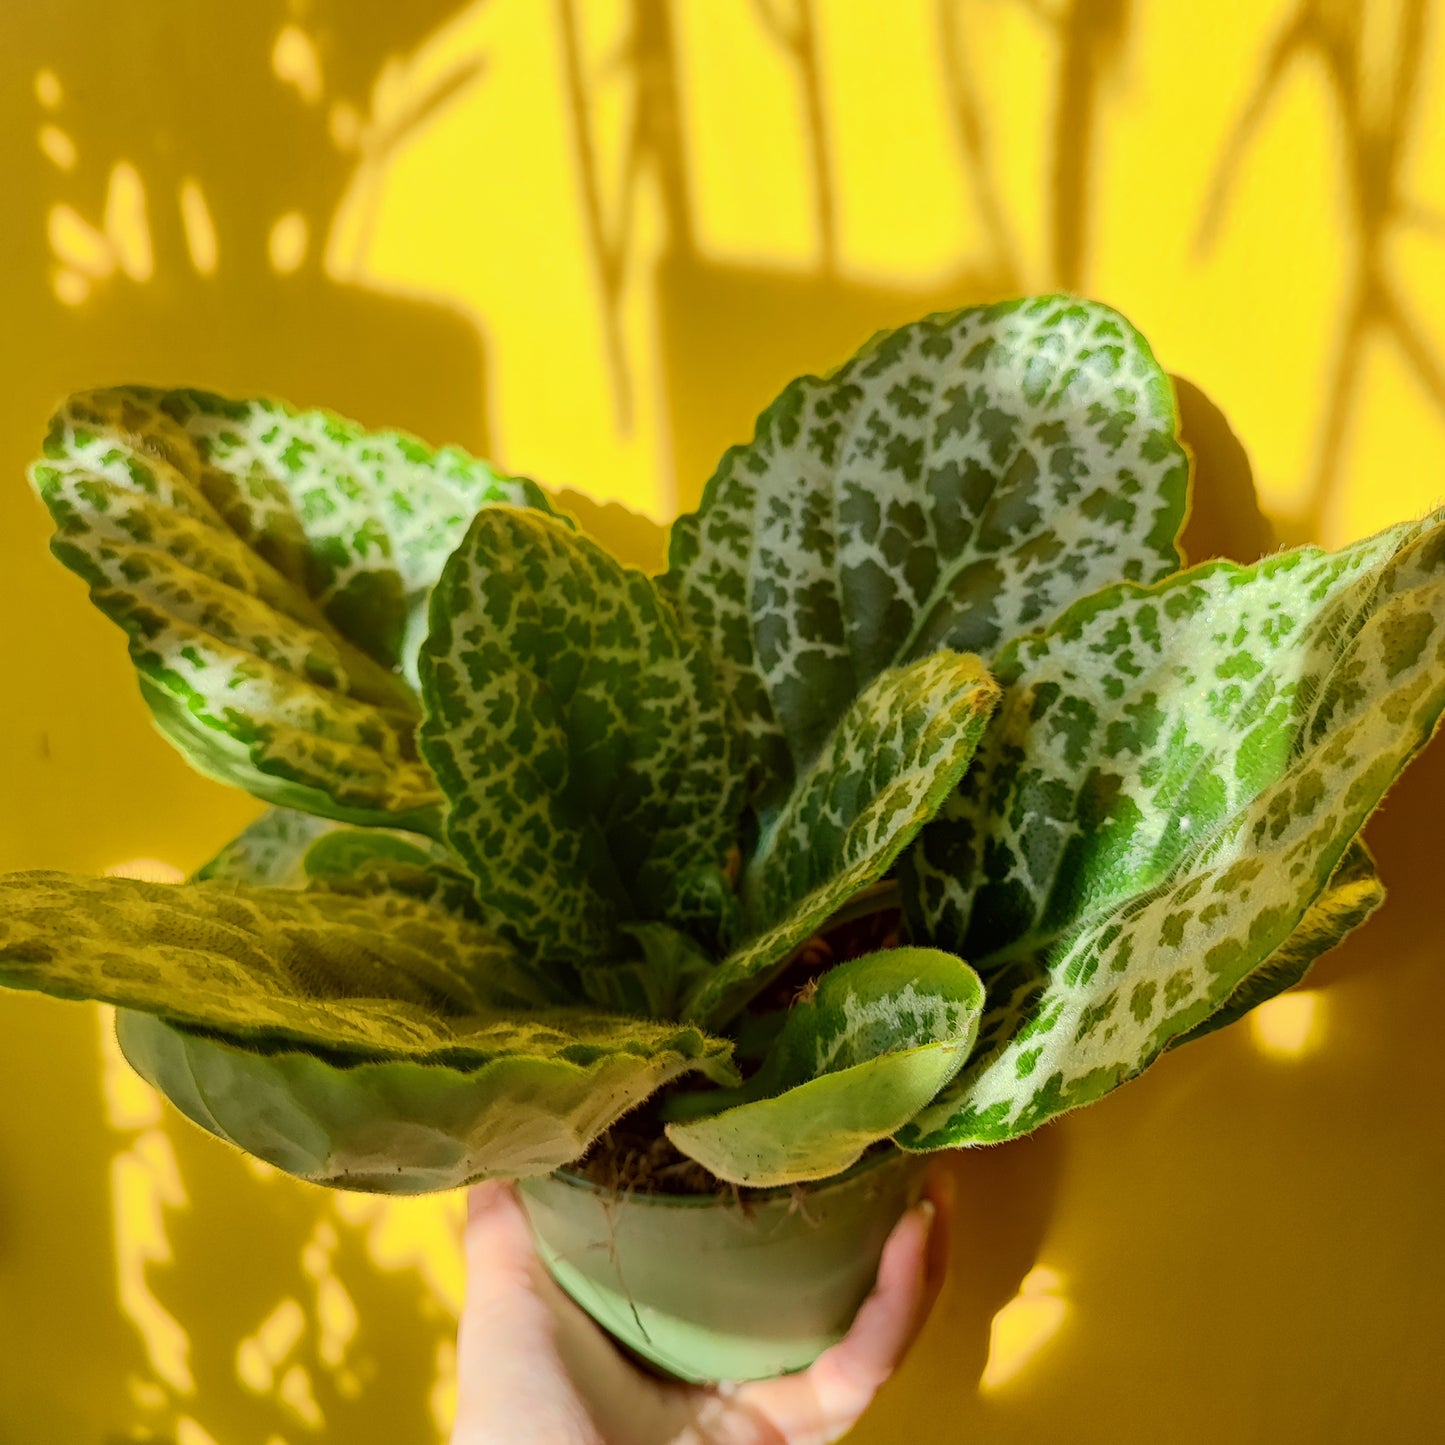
[573,1101,735,1198]
[574,893,904,1199]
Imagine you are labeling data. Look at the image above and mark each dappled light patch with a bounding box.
[179,179,219,275]
[269,211,310,274]
[979,1264,1068,1393]
[105,857,184,884]
[1249,989,1326,1060]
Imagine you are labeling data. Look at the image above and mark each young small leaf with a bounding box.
[684,651,998,1027]
[418,508,745,965]
[31,387,549,827]
[195,806,337,886]
[742,650,998,930]
[900,510,1445,1147]
[665,947,983,1186]
[665,297,1188,803]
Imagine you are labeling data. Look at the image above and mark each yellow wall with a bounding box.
[2,3,1443,1440]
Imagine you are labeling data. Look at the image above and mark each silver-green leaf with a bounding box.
[1165,838,1383,1049]
[900,510,1445,1147]
[31,387,549,828]
[664,296,1188,804]
[418,508,745,965]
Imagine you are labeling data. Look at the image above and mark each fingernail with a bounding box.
[917,1198,937,1233]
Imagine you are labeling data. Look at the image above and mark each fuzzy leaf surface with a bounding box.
[31,388,549,827]
[685,654,998,1027]
[665,296,1188,801]
[419,508,745,965]
[572,924,719,1022]
[0,873,734,1073]
[198,809,577,1008]
[665,947,982,1186]
[900,511,1445,1147]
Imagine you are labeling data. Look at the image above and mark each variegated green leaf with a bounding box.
[944,840,1384,1099]
[116,1008,731,1192]
[664,296,1188,804]
[199,804,475,904]
[418,508,745,964]
[899,510,1445,1147]
[31,387,550,828]
[741,650,998,932]
[299,825,492,924]
[684,653,999,1027]
[665,948,982,1186]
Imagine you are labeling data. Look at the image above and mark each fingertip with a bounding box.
[878,1196,935,1290]
[923,1161,957,1217]
[840,1198,935,1363]
[467,1177,518,1222]
[463,1180,537,1282]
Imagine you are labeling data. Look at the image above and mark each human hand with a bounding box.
[449,1170,953,1445]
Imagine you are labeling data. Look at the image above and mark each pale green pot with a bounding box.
[516,1147,926,1384]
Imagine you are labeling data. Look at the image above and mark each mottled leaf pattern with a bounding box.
[665,296,1188,801]
[685,654,997,1027]
[31,387,549,827]
[195,806,337,886]
[10,299,1441,1199]
[118,1009,733,1192]
[419,508,745,964]
[0,873,742,1071]
[900,511,1445,1147]
[1166,838,1382,1049]
[299,826,492,925]
[665,948,982,1186]
[741,650,998,932]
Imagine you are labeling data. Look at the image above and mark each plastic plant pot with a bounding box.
[516,1147,927,1384]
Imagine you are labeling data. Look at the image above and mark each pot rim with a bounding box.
[542,1140,919,1209]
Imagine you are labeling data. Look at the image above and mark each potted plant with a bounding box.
[3,296,1441,1384]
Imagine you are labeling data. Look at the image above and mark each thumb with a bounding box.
[451,1181,603,1444]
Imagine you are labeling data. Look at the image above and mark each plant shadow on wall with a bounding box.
[1197,0,1445,543]
[576,0,1136,511]
[9,1,490,447]
[0,2,1440,1443]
